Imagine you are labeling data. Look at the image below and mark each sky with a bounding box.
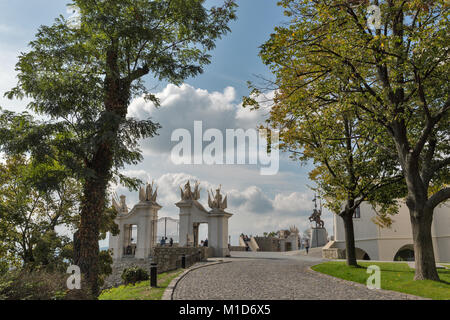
[0,0,335,246]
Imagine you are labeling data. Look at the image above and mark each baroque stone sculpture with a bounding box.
[180,181,201,201]
[139,182,158,203]
[112,194,129,215]
[208,186,227,210]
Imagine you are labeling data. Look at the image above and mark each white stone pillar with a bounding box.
[177,201,193,247]
[208,210,232,257]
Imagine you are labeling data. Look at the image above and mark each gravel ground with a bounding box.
[172,251,424,300]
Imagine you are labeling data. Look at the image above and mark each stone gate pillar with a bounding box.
[177,201,194,247]
[208,209,232,257]
[207,187,233,257]
[109,183,161,260]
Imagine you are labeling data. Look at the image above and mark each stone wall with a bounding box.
[254,237,280,252]
[103,257,154,289]
[322,241,345,259]
[152,246,211,273]
[322,248,345,259]
[103,247,212,289]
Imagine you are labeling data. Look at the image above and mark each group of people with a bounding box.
[160,236,174,247]
[200,239,208,247]
[241,233,251,251]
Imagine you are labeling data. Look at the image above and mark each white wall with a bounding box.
[334,201,450,262]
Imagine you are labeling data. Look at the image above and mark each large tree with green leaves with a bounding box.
[244,90,404,266]
[249,0,449,280]
[5,0,237,295]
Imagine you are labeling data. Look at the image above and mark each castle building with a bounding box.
[325,201,450,262]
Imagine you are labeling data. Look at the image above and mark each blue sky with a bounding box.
[0,1,334,245]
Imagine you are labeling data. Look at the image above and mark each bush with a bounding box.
[121,266,149,285]
[0,268,93,300]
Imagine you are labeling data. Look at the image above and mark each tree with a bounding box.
[5,0,237,295]
[247,0,449,279]
[0,154,80,270]
[245,90,403,266]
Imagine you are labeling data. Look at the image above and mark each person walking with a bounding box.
[305,239,310,254]
[169,238,174,247]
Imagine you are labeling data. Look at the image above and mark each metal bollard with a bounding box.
[181,254,186,268]
[150,263,157,287]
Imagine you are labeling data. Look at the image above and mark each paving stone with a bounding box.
[172,252,424,300]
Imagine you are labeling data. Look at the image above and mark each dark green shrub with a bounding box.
[121,266,149,285]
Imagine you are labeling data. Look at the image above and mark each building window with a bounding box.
[353,206,361,219]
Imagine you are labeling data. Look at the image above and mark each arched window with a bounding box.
[394,244,415,261]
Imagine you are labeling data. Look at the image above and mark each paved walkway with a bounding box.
[172,251,423,300]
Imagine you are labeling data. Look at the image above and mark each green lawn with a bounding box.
[311,261,450,300]
[99,269,183,300]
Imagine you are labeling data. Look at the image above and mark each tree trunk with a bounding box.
[391,122,440,281]
[77,137,115,297]
[77,179,104,297]
[76,43,129,297]
[410,210,440,281]
[342,212,358,266]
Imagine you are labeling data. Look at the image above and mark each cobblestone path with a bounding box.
[172,252,423,300]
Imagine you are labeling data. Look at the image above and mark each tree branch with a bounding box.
[427,187,450,210]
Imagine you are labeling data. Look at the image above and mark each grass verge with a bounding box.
[99,269,183,300]
[311,261,450,300]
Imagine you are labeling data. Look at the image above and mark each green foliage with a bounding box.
[312,261,450,300]
[121,266,149,285]
[98,250,114,286]
[0,269,93,300]
[33,231,73,272]
[100,269,183,300]
[251,0,449,207]
[3,0,237,188]
[263,231,277,238]
[245,3,410,222]
[2,0,237,294]
[0,154,80,270]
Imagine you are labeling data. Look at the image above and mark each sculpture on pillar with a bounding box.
[208,186,227,211]
[112,194,128,215]
[308,208,324,228]
[289,225,299,235]
[308,194,324,228]
[180,181,201,200]
[139,182,158,203]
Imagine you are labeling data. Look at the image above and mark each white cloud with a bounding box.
[0,24,15,35]
[128,84,238,155]
[128,83,273,157]
[235,90,274,129]
[273,192,314,214]
[228,186,273,214]
[0,47,30,113]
